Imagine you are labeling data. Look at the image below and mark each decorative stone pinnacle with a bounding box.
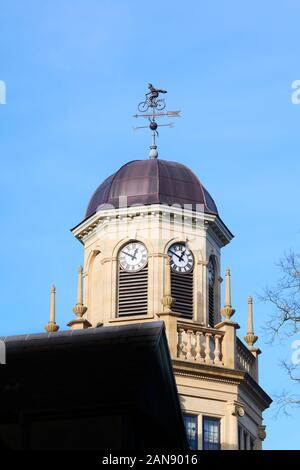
[221,267,235,320]
[72,265,87,319]
[45,284,59,333]
[67,266,91,331]
[244,295,258,348]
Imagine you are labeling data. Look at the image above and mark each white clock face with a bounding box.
[119,242,148,272]
[168,243,194,274]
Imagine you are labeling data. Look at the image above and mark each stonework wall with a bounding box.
[79,206,223,327]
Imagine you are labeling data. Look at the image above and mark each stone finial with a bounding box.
[72,266,87,319]
[45,285,59,333]
[221,267,235,320]
[161,256,175,313]
[244,296,258,348]
[67,266,91,330]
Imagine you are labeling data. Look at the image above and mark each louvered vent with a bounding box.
[208,284,215,327]
[117,265,148,317]
[171,271,194,319]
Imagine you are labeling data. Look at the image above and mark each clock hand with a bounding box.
[169,250,182,260]
[121,250,136,260]
[179,250,186,261]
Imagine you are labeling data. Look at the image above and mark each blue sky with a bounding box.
[1,0,300,450]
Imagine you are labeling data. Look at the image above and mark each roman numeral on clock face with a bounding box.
[167,243,194,274]
[118,242,148,272]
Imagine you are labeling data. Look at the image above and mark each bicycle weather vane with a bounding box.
[133,83,181,159]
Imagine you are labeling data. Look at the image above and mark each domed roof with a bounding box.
[85,159,218,219]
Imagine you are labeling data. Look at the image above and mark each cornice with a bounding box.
[71,204,233,246]
[173,358,244,384]
[172,359,272,410]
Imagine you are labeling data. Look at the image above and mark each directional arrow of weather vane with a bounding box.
[133,84,181,159]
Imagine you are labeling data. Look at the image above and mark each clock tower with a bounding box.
[71,157,228,328]
[68,88,271,450]
[70,156,271,450]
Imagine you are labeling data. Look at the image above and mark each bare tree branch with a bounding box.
[260,251,300,342]
[261,251,300,412]
[274,390,300,417]
[282,360,300,383]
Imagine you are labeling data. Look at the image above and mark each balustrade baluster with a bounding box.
[186,330,193,360]
[214,334,222,365]
[195,331,202,361]
[204,332,213,364]
[177,328,185,358]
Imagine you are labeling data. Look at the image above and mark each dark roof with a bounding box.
[1,321,167,353]
[86,159,218,218]
[0,322,188,450]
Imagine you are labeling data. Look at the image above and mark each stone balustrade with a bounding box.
[177,321,225,366]
[236,338,256,376]
[159,312,259,381]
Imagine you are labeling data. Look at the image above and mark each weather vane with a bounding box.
[133,83,181,159]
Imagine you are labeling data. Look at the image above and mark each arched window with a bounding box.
[168,242,194,319]
[117,241,148,317]
[208,256,216,327]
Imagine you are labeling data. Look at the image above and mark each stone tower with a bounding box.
[69,157,271,450]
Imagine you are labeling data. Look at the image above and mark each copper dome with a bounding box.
[86,159,218,218]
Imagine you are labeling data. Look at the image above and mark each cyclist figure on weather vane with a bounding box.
[147,83,167,106]
[138,83,167,112]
